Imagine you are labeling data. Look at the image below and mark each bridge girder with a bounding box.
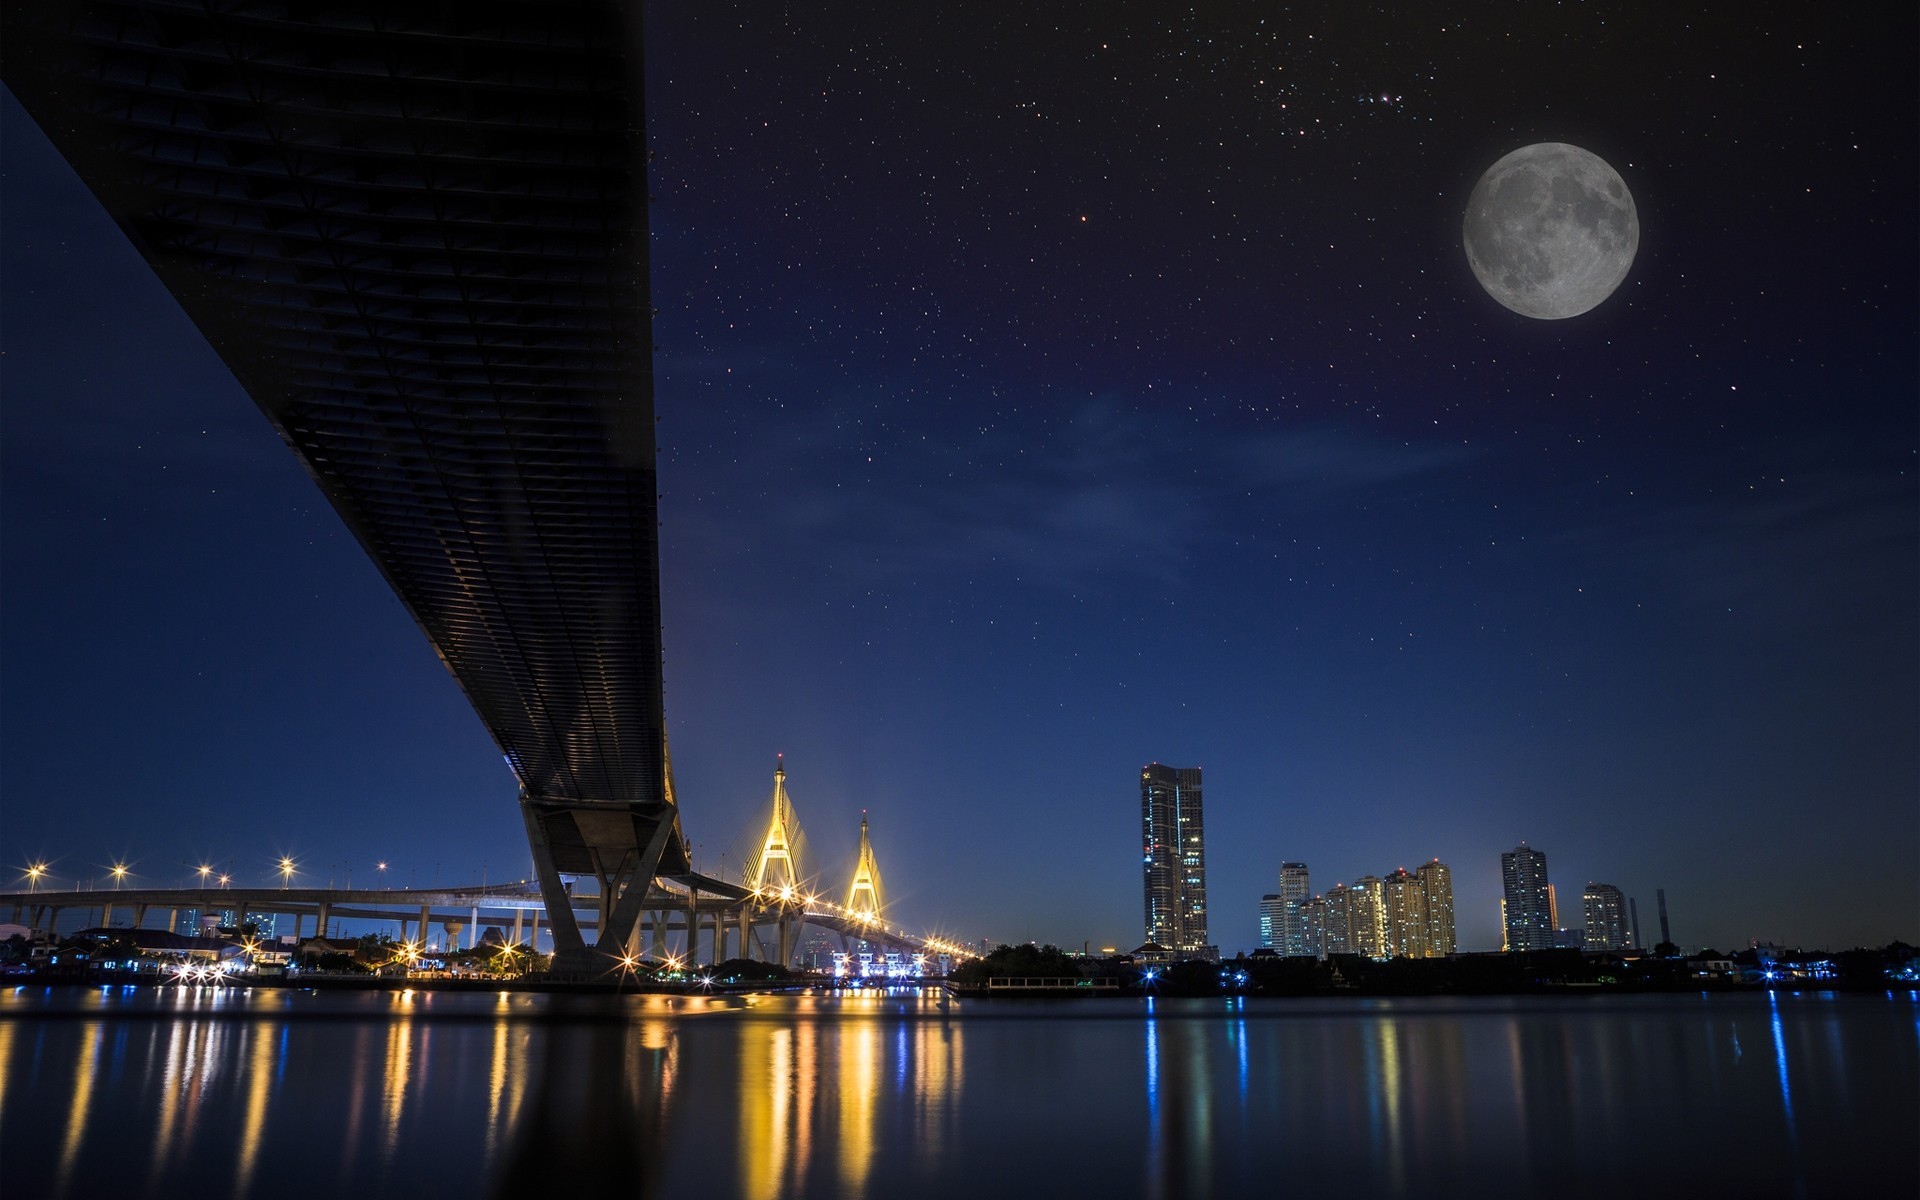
[2,0,687,971]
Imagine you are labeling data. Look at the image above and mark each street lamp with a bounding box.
[25,863,46,893]
[110,863,129,890]
[197,864,213,889]
[218,873,231,889]
[279,857,296,890]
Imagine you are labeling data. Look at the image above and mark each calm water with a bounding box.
[0,986,1912,1199]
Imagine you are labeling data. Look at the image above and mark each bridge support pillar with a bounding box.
[470,907,480,950]
[585,816,677,968]
[520,794,589,971]
[418,906,432,948]
[512,909,524,948]
[740,906,754,961]
[130,903,147,929]
[316,902,331,940]
[102,902,114,928]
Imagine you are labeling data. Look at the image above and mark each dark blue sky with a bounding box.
[3,3,1914,953]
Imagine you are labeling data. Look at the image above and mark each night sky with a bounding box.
[2,3,1914,954]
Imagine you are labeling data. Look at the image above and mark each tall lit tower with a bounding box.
[1259,894,1284,950]
[1140,764,1210,957]
[1351,875,1386,957]
[1381,867,1428,958]
[1278,862,1311,956]
[1501,843,1553,952]
[1583,883,1628,951]
[1416,859,1456,956]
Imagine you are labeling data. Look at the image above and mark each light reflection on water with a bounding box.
[0,987,1912,1200]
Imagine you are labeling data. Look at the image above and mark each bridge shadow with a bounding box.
[490,1000,676,1197]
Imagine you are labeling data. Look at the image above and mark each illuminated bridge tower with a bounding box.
[748,758,808,965]
[845,813,885,935]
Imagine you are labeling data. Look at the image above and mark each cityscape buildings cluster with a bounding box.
[1259,860,1457,959]
[1498,843,1636,953]
[1141,768,1660,960]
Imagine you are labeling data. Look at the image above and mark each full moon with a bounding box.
[1462,142,1638,320]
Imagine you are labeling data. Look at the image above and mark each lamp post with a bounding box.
[279,857,296,890]
[26,863,45,893]
[197,864,213,889]
[110,863,129,890]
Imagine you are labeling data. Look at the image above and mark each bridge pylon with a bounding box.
[747,756,810,965]
[846,812,885,934]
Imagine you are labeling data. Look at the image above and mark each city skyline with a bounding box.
[3,4,1914,954]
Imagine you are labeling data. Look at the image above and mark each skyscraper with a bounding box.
[1322,883,1355,955]
[1141,764,1209,957]
[1582,883,1629,951]
[1277,862,1311,956]
[1352,875,1386,957]
[1258,894,1284,950]
[1300,895,1327,959]
[1415,858,1456,957]
[1381,867,1428,958]
[1501,843,1554,952]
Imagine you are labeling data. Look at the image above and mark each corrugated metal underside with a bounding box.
[5,1,682,863]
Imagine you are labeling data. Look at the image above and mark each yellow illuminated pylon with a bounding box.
[846,812,883,921]
[750,757,802,893]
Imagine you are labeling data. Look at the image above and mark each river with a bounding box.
[0,985,1911,1198]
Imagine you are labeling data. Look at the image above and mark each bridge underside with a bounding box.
[3,0,684,969]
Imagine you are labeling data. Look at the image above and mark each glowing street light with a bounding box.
[25,863,46,893]
[110,863,129,890]
[218,873,231,889]
[278,857,296,889]
[196,864,213,888]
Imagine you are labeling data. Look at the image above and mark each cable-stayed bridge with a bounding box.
[0,2,967,975]
[5,760,971,974]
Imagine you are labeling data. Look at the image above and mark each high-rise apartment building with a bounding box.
[1141,764,1209,957]
[1300,895,1326,958]
[1322,884,1355,955]
[1582,883,1629,951]
[1258,894,1284,950]
[1415,859,1456,956]
[1501,843,1554,952]
[1381,867,1428,958]
[1277,862,1311,956]
[1352,875,1386,957]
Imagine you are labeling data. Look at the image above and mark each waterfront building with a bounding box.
[1582,883,1629,951]
[1501,843,1554,952]
[1299,895,1326,958]
[1415,859,1456,956]
[1277,862,1311,956]
[1381,867,1428,958]
[1352,875,1386,958]
[1322,884,1355,955]
[1258,894,1284,950]
[1141,764,1210,957]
